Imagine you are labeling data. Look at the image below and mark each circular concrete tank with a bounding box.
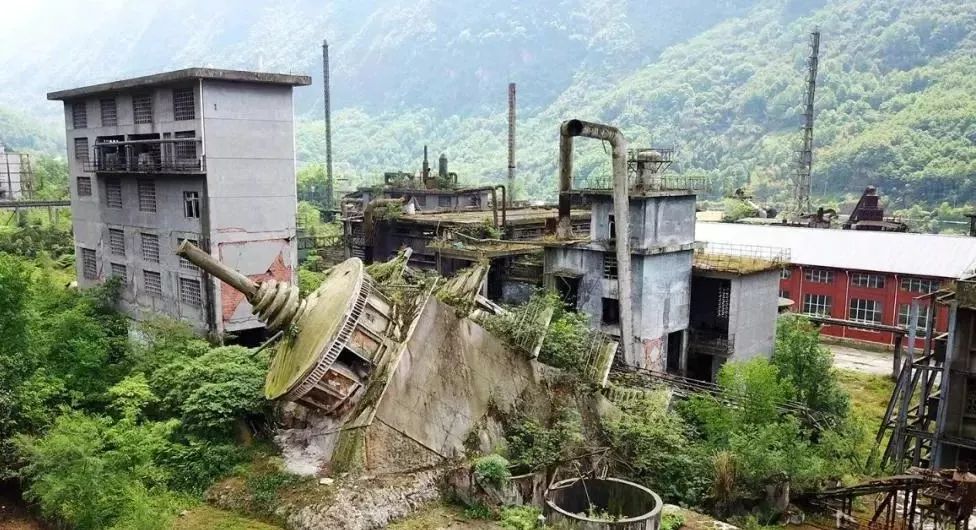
[544,477,663,530]
[265,258,396,414]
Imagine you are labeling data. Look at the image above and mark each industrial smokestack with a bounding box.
[507,82,516,206]
[438,153,448,180]
[322,39,335,212]
[422,145,430,179]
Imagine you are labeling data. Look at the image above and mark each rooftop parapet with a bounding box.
[693,241,790,274]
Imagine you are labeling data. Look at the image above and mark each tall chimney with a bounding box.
[322,39,335,212]
[507,82,516,206]
[422,145,430,179]
[438,153,448,179]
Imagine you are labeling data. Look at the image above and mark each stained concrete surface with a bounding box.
[828,343,891,376]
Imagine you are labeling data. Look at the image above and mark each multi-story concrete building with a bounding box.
[0,144,32,200]
[48,68,310,335]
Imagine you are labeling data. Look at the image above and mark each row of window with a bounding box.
[782,267,940,293]
[72,88,195,129]
[76,176,201,218]
[105,227,198,270]
[800,293,932,333]
[79,247,202,306]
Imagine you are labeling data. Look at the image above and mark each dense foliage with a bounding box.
[0,253,269,529]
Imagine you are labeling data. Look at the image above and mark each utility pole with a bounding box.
[322,39,335,216]
[792,29,820,217]
[507,82,516,206]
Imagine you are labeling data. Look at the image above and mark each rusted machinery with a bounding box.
[177,241,399,415]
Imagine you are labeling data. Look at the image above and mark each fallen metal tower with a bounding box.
[322,39,335,216]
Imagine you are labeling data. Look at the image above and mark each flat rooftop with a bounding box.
[48,68,311,100]
[398,207,589,227]
[696,221,976,279]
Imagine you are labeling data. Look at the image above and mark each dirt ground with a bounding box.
[0,493,44,530]
[828,343,893,376]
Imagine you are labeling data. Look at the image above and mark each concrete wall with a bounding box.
[0,151,26,199]
[588,194,696,250]
[727,269,779,362]
[544,246,692,370]
[202,80,297,332]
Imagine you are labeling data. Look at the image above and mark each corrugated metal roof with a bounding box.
[695,222,976,279]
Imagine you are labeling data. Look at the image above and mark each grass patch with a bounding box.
[388,503,501,529]
[170,505,283,530]
[836,369,894,431]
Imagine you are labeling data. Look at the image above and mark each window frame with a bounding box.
[803,268,833,284]
[105,177,123,208]
[603,253,618,280]
[851,272,885,289]
[81,248,97,280]
[76,176,92,197]
[179,277,202,306]
[172,87,195,121]
[143,270,163,297]
[99,97,117,126]
[137,179,157,213]
[901,277,939,294]
[898,304,931,337]
[74,137,89,162]
[71,102,87,129]
[183,191,201,219]
[108,228,126,256]
[849,298,883,324]
[802,293,832,316]
[140,233,160,263]
[132,93,153,124]
[110,262,127,284]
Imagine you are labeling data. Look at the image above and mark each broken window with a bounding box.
[110,263,127,284]
[603,253,618,279]
[849,298,882,324]
[137,179,156,212]
[179,277,202,306]
[132,93,153,124]
[183,191,200,218]
[143,270,163,296]
[105,178,123,208]
[608,214,616,239]
[141,233,159,263]
[803,293,831,316]
[108,228,125,256]
[100,97,117,126]
[780,268,792,280]
[77,176,92,197]
[602,297,620,325]
[438,195,452,208]
[803,268,833,284]
[172,88,195,120]
[851,272,884,289]
[81,248,97,280]
[72,102,87,128]
[174,131,196,161]
[74,137,89,162]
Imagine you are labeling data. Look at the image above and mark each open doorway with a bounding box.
[554,275,580,309]
[666,331,683,373]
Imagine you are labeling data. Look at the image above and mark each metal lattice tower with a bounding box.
[323,39,335,214]
[508,82,516,206]
[792,30,820,216]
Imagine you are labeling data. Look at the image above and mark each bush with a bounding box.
[506,406,582,471]
[498,505,541,529]
[473,454,511,487]
[661,510,685,530]
[772,314,850,422]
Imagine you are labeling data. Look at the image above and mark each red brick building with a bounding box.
[697,222,976,349]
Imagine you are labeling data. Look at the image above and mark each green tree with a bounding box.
[771,314,850,421]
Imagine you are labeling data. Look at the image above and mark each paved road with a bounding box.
[828,343,893,376]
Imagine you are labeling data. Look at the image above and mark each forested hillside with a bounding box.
[2,0,976,210]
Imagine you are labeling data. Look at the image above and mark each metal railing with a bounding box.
[573,173,708,192]
[84,156,205,174]
[694,242,790,273]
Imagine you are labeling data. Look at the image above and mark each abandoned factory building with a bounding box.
[48,68,311,335]
[697,222,976,349]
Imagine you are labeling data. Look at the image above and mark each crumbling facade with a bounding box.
[48,68,310,334]
[0,145,32,200]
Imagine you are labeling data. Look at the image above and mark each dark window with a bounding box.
[177,238,199,271]
[179,277,202,306]
[901,277,939,294]
[779,289,790,299]
[77,176,92,196]
[105,178,122,208]
[132,93,153,124]
[100,97,117,126]
[172,88,195,120]
[141,233,159,263]
[108,228,125,256]
[804,268,833,283]
[850,298,882,324]
[608,214,616,239]
[74,137,89,162]
[437,195,452,208]
[603,253,618,279]
[780,268,792,279]
[110,263,127,284]
[183,191,200,218]
[72,102,87,128]
[174,131,196,160]
[144,270,163,296]
[81,248,97,280]
[137,179,156,212]
[602,297,620,325]
[803,293,831,316]
[898,304,931,337]
[851,272,885,289]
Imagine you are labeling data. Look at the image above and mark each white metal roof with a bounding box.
[695,222,976,279]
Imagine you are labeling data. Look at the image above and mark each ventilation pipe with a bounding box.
[557,119,633,363]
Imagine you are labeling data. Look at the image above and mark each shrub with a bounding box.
[661,510,685,530]
[506,407,582,470]
[499,505,541,529]
[473,454,511,487]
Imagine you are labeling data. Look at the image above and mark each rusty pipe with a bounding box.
[177,240,257,298]
[494,185,507,229]
[556,119,633,364]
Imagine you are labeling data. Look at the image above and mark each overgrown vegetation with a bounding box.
[473,454,511,487]
[0,252,272,529]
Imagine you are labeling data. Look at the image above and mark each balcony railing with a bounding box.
[688,329,735,357]
[84,137,205,174]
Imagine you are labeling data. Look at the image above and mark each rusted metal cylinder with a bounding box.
[544,477,662,530]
